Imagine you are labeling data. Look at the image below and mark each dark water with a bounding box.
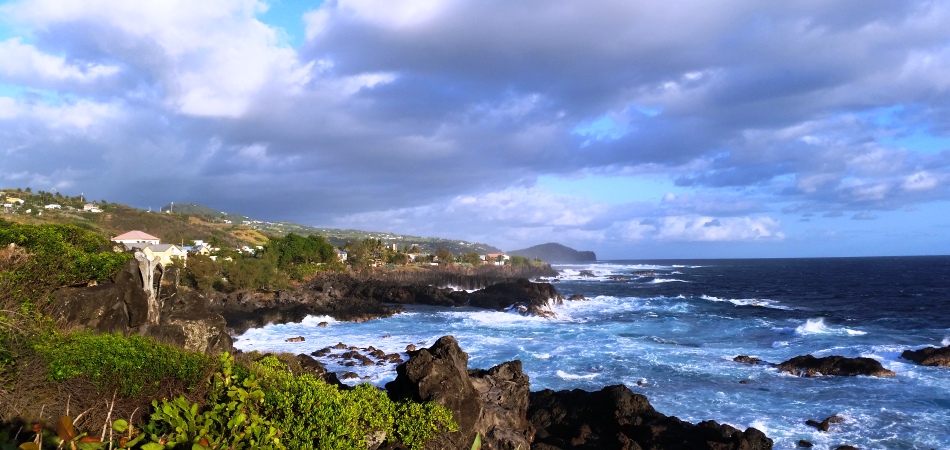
[238,256,950,449]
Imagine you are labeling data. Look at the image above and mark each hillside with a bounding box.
[0,189,500,254]
[508,242,597,263]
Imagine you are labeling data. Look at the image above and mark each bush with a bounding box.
[252,355,457,450]
[34,332,214,397]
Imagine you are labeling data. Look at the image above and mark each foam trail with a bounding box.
[795,318,866,336]
[556,370,600,380]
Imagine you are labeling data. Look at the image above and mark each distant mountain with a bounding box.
[508,243,597,263]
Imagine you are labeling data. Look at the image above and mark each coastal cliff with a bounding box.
[386,336,773,450]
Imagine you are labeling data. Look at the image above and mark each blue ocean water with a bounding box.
[235,256,950,449]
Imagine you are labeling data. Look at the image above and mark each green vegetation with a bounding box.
[0,216,459,449]
[34,332,213,396]
[0,219,131,311]
[251,355,456,450]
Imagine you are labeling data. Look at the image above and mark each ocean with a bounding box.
[235,256,950,449]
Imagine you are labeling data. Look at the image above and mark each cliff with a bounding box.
[509,243,597,263]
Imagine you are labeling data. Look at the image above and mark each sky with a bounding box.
[1,0,950,259]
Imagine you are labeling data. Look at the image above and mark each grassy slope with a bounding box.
[2,192,500,254]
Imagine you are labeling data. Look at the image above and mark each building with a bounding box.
[83,203,102,213]
[112,230,161,246]
[123,242,187,266]
[481,253,510,265]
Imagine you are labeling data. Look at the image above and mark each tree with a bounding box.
[509,255,532,266]
[459,251,482,266]
[435,247,455,266]
[184,254,222,292]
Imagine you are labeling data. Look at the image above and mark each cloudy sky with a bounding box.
[2,0,949,259]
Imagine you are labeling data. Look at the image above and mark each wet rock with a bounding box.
[528,384,773,449]
[340,372,360,380]
[734,355,768,365]
[317,321,329,327]
[568,294,587,301]
[386,336,531,450]
[900,345,950,367]
[798,440,814,447]
[333,342,347,349]
[777,355,896,377]
[467,279,564,318]
[312,347,332,357]
[284,336,305,342]
[405,344,416,352]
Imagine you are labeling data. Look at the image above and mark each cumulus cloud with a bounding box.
[1,0,949,257]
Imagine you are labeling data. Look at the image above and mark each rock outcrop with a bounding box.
[385,336,532,450]
[212,272,567,334]
[49,260,232,355]
[385,336,773,450]
[776,355,895,377]
[900,345,950,367]
[528,385,772,449]
[467,279,563,318]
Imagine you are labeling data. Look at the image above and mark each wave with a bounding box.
[646,278,688,284]
[556,370,600,380]
[301,315,338,326]
[943,336,950,347]
[699,295,790,310]
[794,318,867,336]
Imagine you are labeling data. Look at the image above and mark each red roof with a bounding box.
[112,230,160,241]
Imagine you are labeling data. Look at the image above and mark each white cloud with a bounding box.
[653,216,784,241]
[0,97,117,130]
[902,171,939,191]
[2,0,310,118]
[0,38,120,83]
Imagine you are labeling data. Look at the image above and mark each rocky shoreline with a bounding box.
[48,261,950,449]
[208,264,562,333]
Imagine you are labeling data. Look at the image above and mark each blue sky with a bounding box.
[1,0,949,259]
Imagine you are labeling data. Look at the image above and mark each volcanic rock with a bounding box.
[528,384,773,449]
[900,345,950,367]
[776,355,895,377]
[386,336,532,450]
[734,355,767,365]
[49,260,232,355]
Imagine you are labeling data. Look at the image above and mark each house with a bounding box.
[335,248,348,262]
[481,253,510,265]
[83,203,101,213]
[124,243,187,266]
[5,197,24,205]
[112,230,161,246]
[44,204,62,210]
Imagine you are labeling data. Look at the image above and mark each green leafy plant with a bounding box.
[145,353,284,450]
[35,332,213,396]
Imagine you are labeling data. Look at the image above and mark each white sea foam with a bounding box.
[301,315,337,326]
[943,336,950,347]
[794,318,867,336]
[556,370,600,380]
[699,295,790,310]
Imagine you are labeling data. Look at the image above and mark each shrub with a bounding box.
[252,356,457,450]
[34,332,214,397]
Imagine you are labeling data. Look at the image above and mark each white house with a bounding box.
[112,230,161,246]
[83,203,101,213]
[481,253,510,265]
[125,243,187,266]
[335,248,348,262]
[44,204,62,210]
